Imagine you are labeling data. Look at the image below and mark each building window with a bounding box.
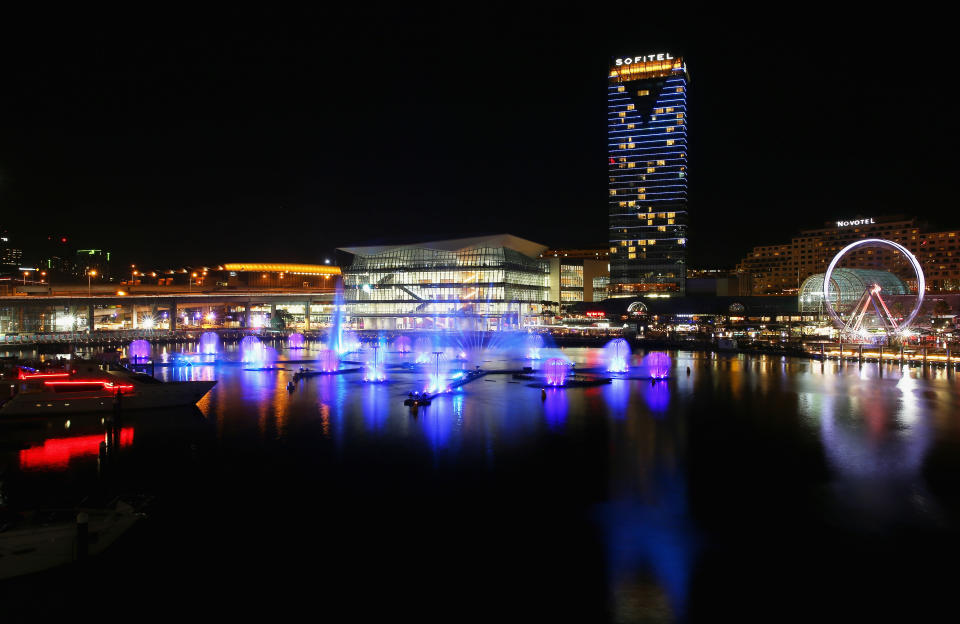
[637,89,649,96]
[666,139,674,146]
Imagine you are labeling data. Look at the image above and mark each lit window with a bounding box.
[657,160,665,165]
[610,189,616,195]
[647,167,655,173]
[677,113,684,119]
[619,201,626,207]
[667,219,674,225]
[628,253,636,259]
[676,87,684,93]
[637,89,649,96]
[678,238,686,245]
[655,108,664,114]
[610,247,617,253]
[628,200,636,206]
[666,140,674,146]
[657,226,666,232]
[627,143,635,148]
[627,162,635,168]
[637,194,646,200]
[628,247,636,252]
[666,127,674,133]
[618,112,626,118]
[626,124,635,130]
[666,107,674,113]
[617,86,625,92]
[626,104,635,110]
[667,212,676,218]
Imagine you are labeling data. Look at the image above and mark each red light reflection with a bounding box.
[19,428,134,470]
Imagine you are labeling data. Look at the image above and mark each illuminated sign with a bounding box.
[586,311,606,318]
[615,53,674,66]
[836,218,876,227]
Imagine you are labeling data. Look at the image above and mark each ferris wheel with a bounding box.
[821,238,925,336]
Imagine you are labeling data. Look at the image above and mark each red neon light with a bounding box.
[19,428,134,470]
[43,381,135,391]
[18,370,71,380]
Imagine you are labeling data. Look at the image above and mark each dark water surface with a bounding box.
[3,344,960,622]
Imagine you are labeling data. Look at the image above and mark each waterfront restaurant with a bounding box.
[337,234,552,331]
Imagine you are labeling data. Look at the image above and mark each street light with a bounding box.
[22,271,29,285]
[190,272,198,293]
[88,269,97,297]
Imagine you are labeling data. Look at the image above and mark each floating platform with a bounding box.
[291,367,362,379]
[515,374,613,388]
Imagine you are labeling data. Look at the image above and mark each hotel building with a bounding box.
[736,216,960,295]
[607,53,689,296]
[538,248,610,308]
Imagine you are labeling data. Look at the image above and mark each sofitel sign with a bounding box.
[615,53,674,65]
[836,218,876,227]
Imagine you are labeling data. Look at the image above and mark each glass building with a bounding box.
[607,53,688,296]
[798,268,907,315]
[338,235,551,331]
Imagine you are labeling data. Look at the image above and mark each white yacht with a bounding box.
[1,363,215,417]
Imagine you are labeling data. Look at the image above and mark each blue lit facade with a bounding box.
[608,54,688,296]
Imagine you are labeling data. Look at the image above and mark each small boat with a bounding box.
[0,362,216,417]
[717,338,738,351]
[403,392,432,407]
[0,499,144,580]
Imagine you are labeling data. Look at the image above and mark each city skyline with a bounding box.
[1,16,958,271]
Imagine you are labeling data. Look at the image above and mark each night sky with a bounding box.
[1,13,956,270]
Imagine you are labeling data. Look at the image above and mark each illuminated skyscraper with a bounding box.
[607,53,688,296]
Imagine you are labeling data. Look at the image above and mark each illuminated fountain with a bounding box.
[544,358,571,387]
[414,337,434,364]
[394,335,412,354]
[363,338,387,382]
[328,282,355,355]
[604,338,631,373]
[128,340,151,361]
[199,331,220,355]
[318,348,339,373]
[240,336,276,368]
[288,333,306,349]
[641,352,671,380]
[526,333,545,360]
[426,350,450,393]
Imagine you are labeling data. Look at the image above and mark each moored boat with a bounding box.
[0,362,215,417]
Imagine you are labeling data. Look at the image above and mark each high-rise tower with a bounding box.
[607,53,688,296]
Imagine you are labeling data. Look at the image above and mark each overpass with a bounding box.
[0,288,338,334]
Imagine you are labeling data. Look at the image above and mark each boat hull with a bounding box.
[0,381,216,417]
[0,504,140,580]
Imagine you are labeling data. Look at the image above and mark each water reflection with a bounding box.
[3,344,960,619]
[542,388,569,431]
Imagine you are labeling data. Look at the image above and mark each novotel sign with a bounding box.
[615,53,674,66]
[836,218,876,228]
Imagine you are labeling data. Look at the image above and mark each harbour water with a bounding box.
[3,341,960,621]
